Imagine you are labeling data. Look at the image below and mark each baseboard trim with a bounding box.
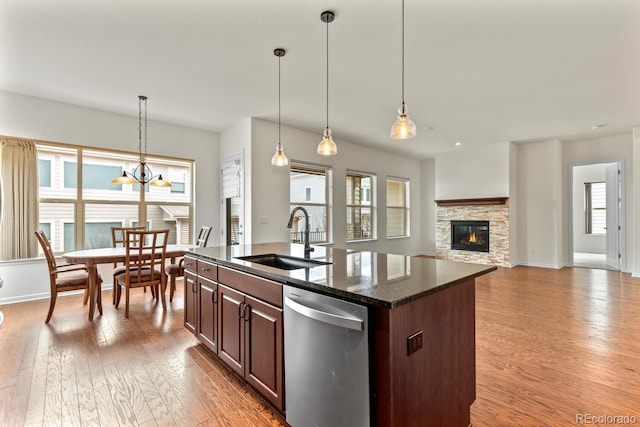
[0,284,114,306]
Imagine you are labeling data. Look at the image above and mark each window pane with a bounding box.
[288,206,327,244]
[147,204,190,245]
[145,158,192,203]
[38,202,75,253]
[37,145,77,200]
[387,207,406,237]
[85,204,138,249]
[291,169,326,204]
[387,179,406,207]
[39,159,51,187]
[82,151,137,201]
[346,175,372,206]
[347,207,372,240]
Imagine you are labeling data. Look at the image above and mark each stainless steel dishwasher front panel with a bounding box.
[284,285,370,427]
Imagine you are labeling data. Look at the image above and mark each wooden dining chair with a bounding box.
[110,226,146,303]
[165,225,212,302]
[114,229,169,318]
[35,230,103,323]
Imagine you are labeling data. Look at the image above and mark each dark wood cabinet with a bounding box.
[184,269,198,334]
[217,283,245,375]
[184,256,284,412]
[244,294,283,410]
[197,276,218,353]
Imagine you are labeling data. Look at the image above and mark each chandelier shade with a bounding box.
[112,95,171,187]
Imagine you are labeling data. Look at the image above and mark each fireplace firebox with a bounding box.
[451,220,489,252]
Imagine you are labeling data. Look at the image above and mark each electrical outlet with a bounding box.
[407,330,423,356]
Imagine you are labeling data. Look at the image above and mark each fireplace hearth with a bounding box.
[451,220,489,253]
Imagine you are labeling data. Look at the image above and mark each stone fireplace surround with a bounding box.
[435,197,510,267]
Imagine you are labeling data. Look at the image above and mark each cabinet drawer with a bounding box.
[183,256,198,273]
[219,266,283,308]
[199,259,218,281]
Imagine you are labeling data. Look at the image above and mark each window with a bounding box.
[346,171,375,241]
[38,159,51,187]
[290,163,331,244]
[387,177,410,238]
[37,143,193,253]
[585,182,606,235]
[170,170,186,194]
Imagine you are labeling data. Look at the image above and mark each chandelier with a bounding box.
[112,95,171,187]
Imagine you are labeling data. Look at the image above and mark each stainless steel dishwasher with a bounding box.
[284,285,370,427]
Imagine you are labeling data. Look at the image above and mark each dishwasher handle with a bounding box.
[284,296,364,331]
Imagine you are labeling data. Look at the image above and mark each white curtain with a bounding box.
[0,137,39,260]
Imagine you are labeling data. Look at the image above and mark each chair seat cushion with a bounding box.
[165,263,183,276]
[56,271,103,287]
[112,265,150,276]
[114,269,162,284]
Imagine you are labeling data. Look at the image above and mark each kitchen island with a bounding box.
[183,242,496,427]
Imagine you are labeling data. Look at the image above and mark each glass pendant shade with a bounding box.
[271,143,289,166]
[390,103,417,139]
[317,127,337,156]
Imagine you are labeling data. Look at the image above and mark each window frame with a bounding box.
[585,181,606,235]
[289,162,332,244]
[346,170,376,242]
[386,176,410,239]
[36,141,194,254]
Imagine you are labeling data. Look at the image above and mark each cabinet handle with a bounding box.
[243,304,250,322]
[212,289,217,304]
[238,302,245,319]
[192,282,196,293]
[202,267,210,272]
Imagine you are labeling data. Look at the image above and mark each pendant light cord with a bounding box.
[326,17,329,129]
[278,55,281,144]
[401,0,405,105]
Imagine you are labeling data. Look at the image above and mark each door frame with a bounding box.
[220,151,245,246]
[567,160,625,271]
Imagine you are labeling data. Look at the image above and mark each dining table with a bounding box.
[63,244,195,320]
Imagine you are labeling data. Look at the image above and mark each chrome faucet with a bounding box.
[287,206,314,258]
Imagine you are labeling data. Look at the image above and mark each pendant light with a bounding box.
[390,0,417,140]
[317,10,337,156]
[112,96,171,187]
[271,48,289,167]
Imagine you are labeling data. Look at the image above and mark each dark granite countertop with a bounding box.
[186,242,496,309]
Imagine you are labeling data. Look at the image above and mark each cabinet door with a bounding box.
[184,270,198,334]
[197,276,218,354]
[244,295,284,410]
[217,284,245,376]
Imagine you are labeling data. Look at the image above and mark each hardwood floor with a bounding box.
[0,266,638,426]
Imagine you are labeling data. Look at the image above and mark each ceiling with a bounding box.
[1,0,638,159]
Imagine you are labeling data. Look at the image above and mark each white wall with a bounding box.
[0,91,219,303]
[508,142,519,265]
[435,142,510,199]
[420,159,436,255]
[516,139,564,268]
[572,163,609,253]
[249,118,424,255]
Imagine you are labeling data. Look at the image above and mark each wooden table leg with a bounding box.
[87,262,98,321]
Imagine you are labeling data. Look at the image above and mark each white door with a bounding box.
[221,153,245,246]
[605,163,620,270]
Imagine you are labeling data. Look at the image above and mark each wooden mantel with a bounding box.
[435,197,508,207]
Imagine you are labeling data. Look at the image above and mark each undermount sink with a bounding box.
[235,253,332,270]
